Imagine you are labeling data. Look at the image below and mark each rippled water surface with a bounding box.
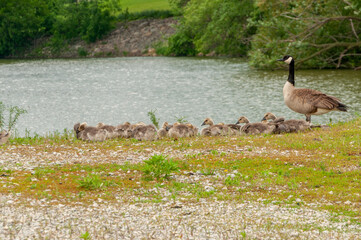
[0,57,360,136]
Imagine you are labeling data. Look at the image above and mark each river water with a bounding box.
[0,57,359,136]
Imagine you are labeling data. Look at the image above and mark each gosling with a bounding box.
[236,116,276,135]
[200,118,232,136]
[74,122,107,141]
[0,130,10,145]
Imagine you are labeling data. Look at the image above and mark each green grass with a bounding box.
[120,0,170,13]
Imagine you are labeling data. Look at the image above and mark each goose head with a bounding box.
[201,118,214,126]
[277,55,293,65]
[74,122,87,134]
[262,112,277,122]
[236,116,250,124]
[0,130,9,137]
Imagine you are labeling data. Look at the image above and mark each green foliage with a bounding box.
[141,154,179,180]
[80,231,91,240]
[164,26,197,56]
[0,0,121,56]
[248,0,361,69]
[0,0,49,56]
[165,0,255,56]
[0,102,5,129]
[7,106,27,131]
[51,0,119,44]
[118,9,175,21]
[168,0,190,14]
[77,174,114,190]
[0,102,27,132]
[147,109,160,129]
[174,115,188,123]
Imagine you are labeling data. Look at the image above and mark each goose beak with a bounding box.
[277,58,284,62]
[235,121,240,125]
[261,117,267,121]
[201,122,206,126]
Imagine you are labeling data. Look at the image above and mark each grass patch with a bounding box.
[77,174,115,190]
[120,0,170,13]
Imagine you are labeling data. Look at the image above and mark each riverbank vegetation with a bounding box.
[163,0,361,69]
[0,117,360,221]
[1,0,361,69]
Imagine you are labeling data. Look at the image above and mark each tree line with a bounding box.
[0,0,122,57]
[1,0,360,69]
[164,0,361,69]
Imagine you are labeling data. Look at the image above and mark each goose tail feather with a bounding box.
[337,102,348,112]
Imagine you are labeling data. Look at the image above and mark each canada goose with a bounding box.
[131,124,157,141]
[262,112,311,133]
[186,123,199,136]
[157,122,172,138]
[278,55,348,122]
[74,122,107,141]
[200,118,231,136]
[123,122,146,139]
[236,116,276,135]
[115,121,131,138]
[0,130,10,145]
[96,122,117,139]
[168,122,197,139]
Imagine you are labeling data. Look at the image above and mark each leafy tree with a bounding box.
[0,0,49,56]
[165,0,255,56]
[51,0,119,44]
[248,0,361,69]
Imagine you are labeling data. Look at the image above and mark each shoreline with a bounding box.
[0,118,360,236]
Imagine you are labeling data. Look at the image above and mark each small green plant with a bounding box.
[77,174,113,190]
[0,102,27,131]
[147,109,160,129]
[174,115,188,123]
[0,168,13,175]
[320,162,327,172]
[141,154,179,180]
[34,167,55,179]
[80,231,91,240]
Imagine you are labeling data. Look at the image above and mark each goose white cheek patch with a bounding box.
[284,57,293,64]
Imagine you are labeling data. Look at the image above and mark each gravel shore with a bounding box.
[1,194,360,239]
[1,139,361,239]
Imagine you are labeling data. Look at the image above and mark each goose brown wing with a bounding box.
[294,88,341,110]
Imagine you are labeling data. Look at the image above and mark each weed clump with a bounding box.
[77,174,114,190]
[141,154,179,181]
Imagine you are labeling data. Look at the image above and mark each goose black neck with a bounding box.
[288,60,295,86]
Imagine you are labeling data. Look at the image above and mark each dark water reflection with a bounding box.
[0,57,359,136]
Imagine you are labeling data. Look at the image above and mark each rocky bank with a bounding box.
[24,18,177,59]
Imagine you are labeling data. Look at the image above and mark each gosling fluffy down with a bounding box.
[74,122,107,141]
[168,122,198,139]
[0,130,10,145]
[236,116,276,135]
[262,112,311,133]
[200,118,232,136]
